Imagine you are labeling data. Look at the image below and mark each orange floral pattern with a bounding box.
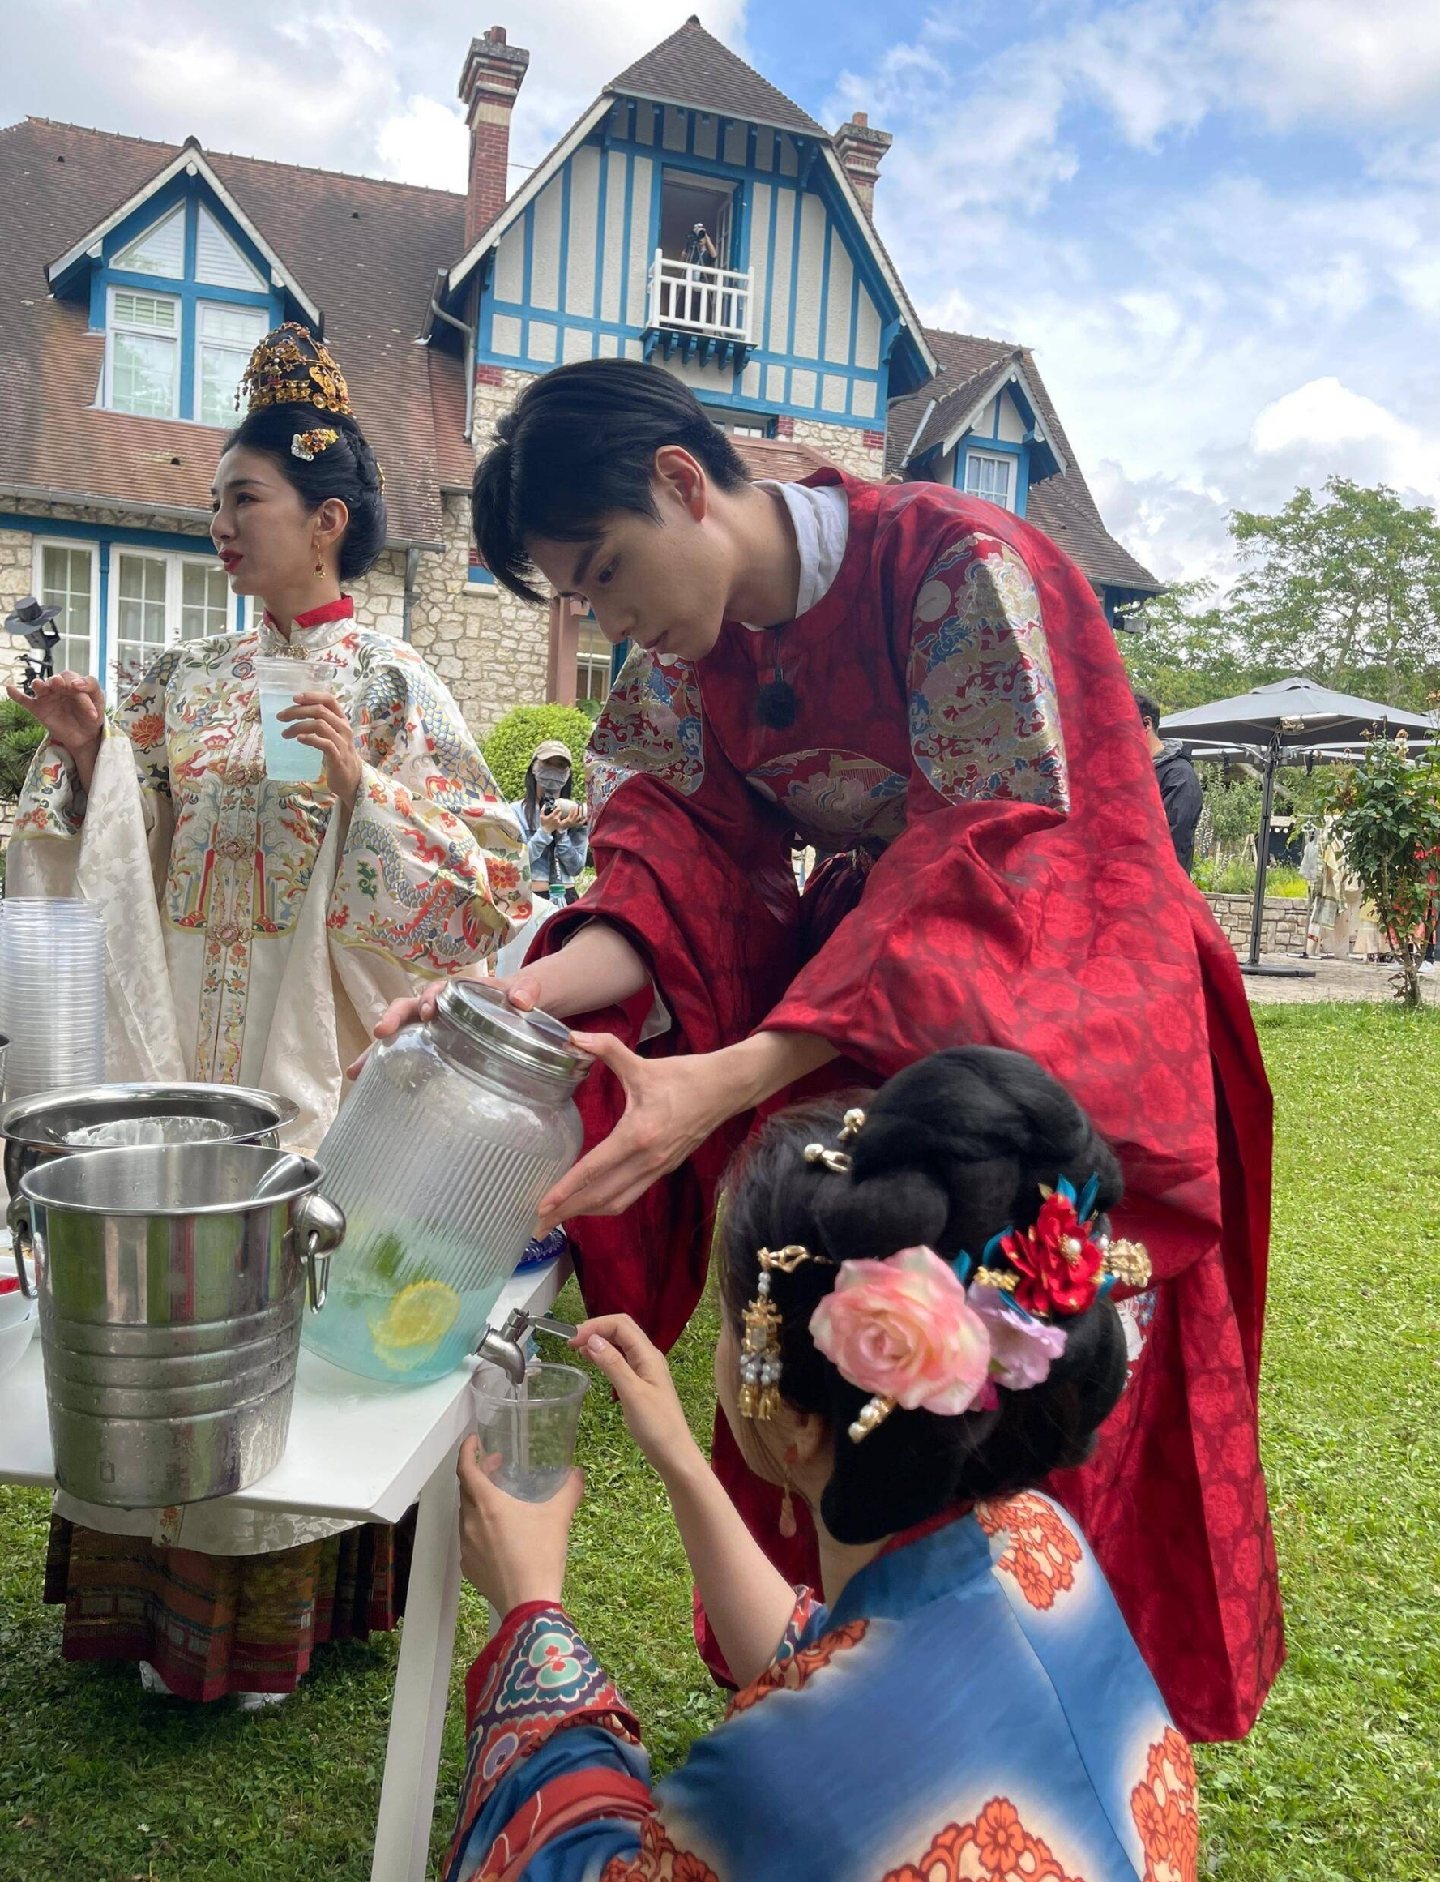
[880,1797,1084,1882]
[600,1815,720,1882]
[724,1619,870,1720]
[1130,1728,1200,1882]
[976,1492,1084,1611]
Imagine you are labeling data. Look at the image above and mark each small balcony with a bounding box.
[643,250,754,368]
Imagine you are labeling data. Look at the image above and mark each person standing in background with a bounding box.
[511,737,589,906]
[1135,691,1203,873]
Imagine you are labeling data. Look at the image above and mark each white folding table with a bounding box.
[0,1254,568,1882]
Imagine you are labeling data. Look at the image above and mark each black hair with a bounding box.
[720,1047,1128,1546]
[224,404,387,582]
[471,359,751,605]
[1133,690,1162,732]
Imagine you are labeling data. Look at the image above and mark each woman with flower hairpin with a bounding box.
[6,324,528,1703]
[441,1049,1199,1882]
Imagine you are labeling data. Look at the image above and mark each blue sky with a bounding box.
[5,0,1438,587]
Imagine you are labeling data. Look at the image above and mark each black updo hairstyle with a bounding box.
[224,404,387,583]
[720,1047,1129,1546]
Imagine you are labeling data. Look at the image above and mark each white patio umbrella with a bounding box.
[1162,677,1437,975]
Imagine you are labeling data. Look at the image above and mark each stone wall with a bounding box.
[782,415,888,480]
[1205,891,1309,957]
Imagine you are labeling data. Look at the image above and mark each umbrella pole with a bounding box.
[1246,741,1279,969]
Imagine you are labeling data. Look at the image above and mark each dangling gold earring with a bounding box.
[313,546,324,577]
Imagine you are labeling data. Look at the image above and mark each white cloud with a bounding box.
[375,95,468,191]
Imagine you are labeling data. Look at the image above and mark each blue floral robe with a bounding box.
[444,1493,1199,1882]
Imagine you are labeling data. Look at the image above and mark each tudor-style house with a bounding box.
[0,15,1157,745]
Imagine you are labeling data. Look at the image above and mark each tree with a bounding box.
[1119,580,1255,715]
[1120,480,1440,719]
[1229,479,1440,711]
[1323,735,1440,1007]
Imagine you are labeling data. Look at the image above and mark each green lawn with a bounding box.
[0,1002,1435,1880]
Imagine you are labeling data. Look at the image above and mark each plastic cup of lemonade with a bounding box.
[472,1362,590,1503]
[254,658,333,784]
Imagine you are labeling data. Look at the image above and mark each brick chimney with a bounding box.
[833,112,892,220]
[459,26,530,250]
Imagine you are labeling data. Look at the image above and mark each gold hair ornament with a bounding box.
[738,1244,833,1421]
[802,1106,867,1176]
[292,427,339,461]
[239,322,353,418]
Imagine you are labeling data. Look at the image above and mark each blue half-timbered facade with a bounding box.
[442,22,934,474]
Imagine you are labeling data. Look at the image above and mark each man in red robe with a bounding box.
[384,358,1282,1741]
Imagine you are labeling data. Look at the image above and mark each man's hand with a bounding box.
[457,1436,584,1615]
[571,1315,705,1482]
[536,1031,747,1230]
[535,1028,837,1231]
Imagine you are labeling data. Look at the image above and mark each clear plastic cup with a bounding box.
[472,1362,589,1503]
[254,659,333,784]
[0,901,106,1097]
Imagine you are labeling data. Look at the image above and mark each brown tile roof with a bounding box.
[0,117,471,545]
[888,326,1161,596]
[732,434,838,481]
[609,17,826,137]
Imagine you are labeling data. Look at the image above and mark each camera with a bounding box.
[541,795,556,815]
[693,222,707,235]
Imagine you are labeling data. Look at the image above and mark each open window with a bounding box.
[659,171,735,269]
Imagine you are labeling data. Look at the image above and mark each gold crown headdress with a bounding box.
[238,322,353,418]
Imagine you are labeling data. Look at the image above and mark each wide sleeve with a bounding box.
[325,648,530,975]
[762,524,1232,1285]
[445,1592,826,1882]
[528,648,803,1344]
[442,1604,650,1882]
[5,653,185,1080]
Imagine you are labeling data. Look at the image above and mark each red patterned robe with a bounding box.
[535,473,1283,1741]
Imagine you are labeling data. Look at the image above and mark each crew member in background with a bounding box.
[1135,690,1203,873]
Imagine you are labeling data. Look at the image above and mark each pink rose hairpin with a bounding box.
[740,1114,1152,1444]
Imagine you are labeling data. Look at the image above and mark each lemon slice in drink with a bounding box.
[372,1280,461,1368]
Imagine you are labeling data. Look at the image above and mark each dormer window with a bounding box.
[95,195,280,426]
[964,449,1014,511]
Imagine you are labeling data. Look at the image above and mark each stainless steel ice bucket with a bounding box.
[1,1081,299,1207]
[14,1143,345,1508]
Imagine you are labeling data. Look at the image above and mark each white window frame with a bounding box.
[194,299,269,429]
[105,547,237,698]
[964,448,1015,511]
[31,537,101,680]
[105,284,181,419]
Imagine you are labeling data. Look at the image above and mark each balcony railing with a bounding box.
[645,251,754,346]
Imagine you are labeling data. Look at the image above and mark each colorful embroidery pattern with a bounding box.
[725,1612,869,1720]
[746,749,909,846]
[600,1815,721,1882]
[1116,1287,1159,1394]
[448,1610,641,1881]
[879,1798,1084,1882]
[976,1493,1084,1612]
[908,533,1069,813]
[587,647,705,822]
[1130,1728,1200,1882]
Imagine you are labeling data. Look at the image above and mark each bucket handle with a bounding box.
[290,1192,346,1312]
[5,1197,35,1299]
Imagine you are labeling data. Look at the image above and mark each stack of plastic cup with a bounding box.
[0,898,107,1100]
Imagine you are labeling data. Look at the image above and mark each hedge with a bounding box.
[481,704,594,805]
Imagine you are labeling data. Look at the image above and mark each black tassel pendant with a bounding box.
[756,628,798,729]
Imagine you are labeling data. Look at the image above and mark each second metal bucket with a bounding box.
[14,1143,345,1507]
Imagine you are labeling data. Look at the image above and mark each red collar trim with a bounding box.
[875,1500,975,1563]
[263,594,354,631]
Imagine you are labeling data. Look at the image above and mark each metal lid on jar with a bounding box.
[434,980,591,1088]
